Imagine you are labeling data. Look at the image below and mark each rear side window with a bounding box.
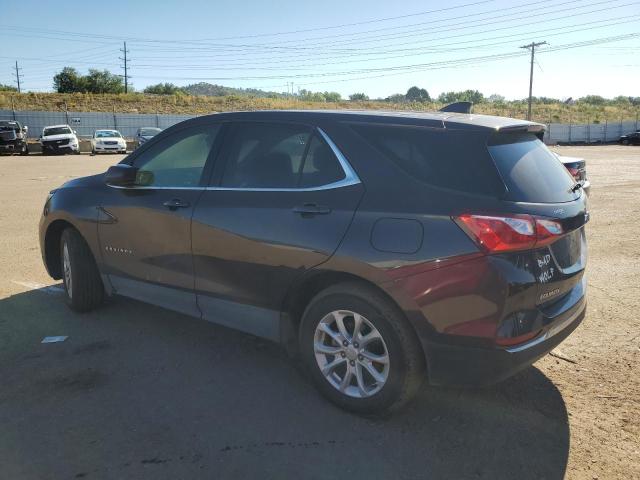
[488,133,578,203]
[220,123,345,189]
[351,124,504,196]
[299,135,345,188]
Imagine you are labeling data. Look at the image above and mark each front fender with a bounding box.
[39,186,101,279]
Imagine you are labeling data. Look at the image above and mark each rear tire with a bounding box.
[299,282,425,415]
[60,228,104,312]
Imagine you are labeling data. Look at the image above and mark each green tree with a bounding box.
[349,92,369,101]
[144,82,185,95]
[323,91,342,102]
[487,94,505,103]
[438,89,484,104]
[0,83,17,92]
[298,89,325,102]
[53,67,86,93]
[84,69,125,94]
[385,93,405,103]
[577,95,606,105]
[405,86,430,102]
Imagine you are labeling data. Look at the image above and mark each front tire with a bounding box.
[299,282,425,415]
[622,139,629,145]
[60,228,104,312]
[20,144,29,155]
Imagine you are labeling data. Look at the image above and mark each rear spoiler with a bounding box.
[499,123,546,141]
[439,102,473,114]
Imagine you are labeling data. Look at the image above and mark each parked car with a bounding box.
[619,130,640,145]
[0,120,29,155]
[91,129,127,154]
[39,110,588,414]
[553,152,591,195]
[40,124,80,155]
[134,127,162,149]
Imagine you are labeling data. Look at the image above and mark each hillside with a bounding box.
[1,92,638,125]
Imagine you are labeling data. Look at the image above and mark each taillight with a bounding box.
[454,214,564,253]
[566,166,580,180]
[535,218,563,247]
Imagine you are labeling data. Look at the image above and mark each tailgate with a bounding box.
[534,223,587,306]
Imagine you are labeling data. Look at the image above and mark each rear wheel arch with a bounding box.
[281,271,426,359]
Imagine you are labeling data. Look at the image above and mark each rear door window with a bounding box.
[488,133,579,203]
[220,123,345,189]
[351,124,504,196]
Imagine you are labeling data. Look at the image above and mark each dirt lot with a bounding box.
[0,147,638,479]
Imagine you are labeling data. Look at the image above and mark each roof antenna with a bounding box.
[439,102,473,114]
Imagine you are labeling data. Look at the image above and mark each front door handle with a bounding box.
[163,198,190,210]
[293,203,331,216]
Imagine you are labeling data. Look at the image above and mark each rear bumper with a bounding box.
[425,282,586,387]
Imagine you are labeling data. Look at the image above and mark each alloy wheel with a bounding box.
[313,310,390,398]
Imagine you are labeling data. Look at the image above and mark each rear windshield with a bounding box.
[140,128,161,136]
[351,124,505,196]
[488,133,579,203]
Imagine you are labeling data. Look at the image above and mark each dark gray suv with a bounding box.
[39,110,588,414]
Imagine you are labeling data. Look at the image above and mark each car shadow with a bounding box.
[0,288,569,480]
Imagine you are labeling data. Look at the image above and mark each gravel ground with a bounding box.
[0,147,638,480]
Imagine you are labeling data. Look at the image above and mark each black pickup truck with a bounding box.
[0,120,29,155]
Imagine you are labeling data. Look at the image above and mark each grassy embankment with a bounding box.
[1,92,638,124]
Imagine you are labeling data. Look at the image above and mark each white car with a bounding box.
[552,152,591,195]
[40,124,80,155]
[91,130,127,154]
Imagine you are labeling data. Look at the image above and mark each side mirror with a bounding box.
[22,126,28,133]
[104,164,138,187]
[73,130,77,135]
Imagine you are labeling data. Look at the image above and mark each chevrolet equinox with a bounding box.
[39,110,588,414]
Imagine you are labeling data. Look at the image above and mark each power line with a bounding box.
[121,32,639,83]
[6,8,635,72]
[0,0,627,53]
[520,41,548,120]
[125,17,637,70]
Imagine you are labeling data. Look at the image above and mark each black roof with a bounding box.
[199,109,545,133]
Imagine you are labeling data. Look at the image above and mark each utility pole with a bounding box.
[13,61,23,93]
[119,41,130,93]
[520,41,547,121]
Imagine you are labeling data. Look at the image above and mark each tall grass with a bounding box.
[1,92,638,125]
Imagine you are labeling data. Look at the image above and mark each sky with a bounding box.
[1,0,638,100]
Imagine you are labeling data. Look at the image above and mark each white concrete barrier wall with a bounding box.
[2,109,638,144]
[545,120,638,144]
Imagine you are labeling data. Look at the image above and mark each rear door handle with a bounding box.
[293,203,331,216]
[163,198,190,210]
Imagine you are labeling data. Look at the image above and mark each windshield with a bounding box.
[0,121,20,131]
[488,133,579,203]
[140,128,161,136]
[95,131,121,138]
[44,126,72,136]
